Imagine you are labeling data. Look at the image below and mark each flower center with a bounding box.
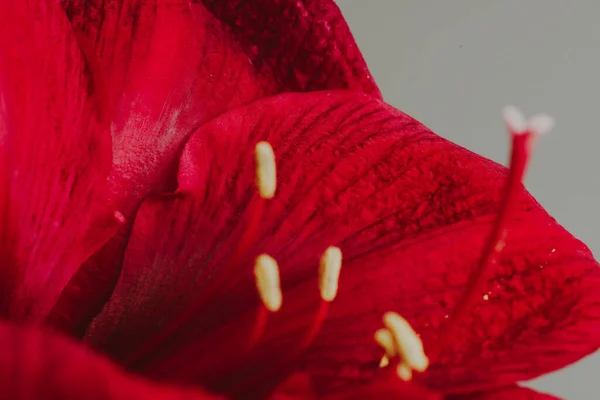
[125,107,554,390]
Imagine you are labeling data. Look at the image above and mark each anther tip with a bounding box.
[254,254,282,312]
[319,246,343,302]
[379,355,390,368]
[255,141,277,199]
[397,363,413,381]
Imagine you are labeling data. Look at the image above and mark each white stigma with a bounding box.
[503,105,555,136]
[528,113,555,136]
[503,105,528,134]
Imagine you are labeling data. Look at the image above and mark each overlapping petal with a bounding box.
[0,320,222,400]
[0,1,117,321]
[52,0,380,335]
[84,91,600,396]
[59,0,380,211]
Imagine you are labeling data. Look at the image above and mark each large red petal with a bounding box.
[59,0,380,212]
[86,92,600,394]
[0,1,117,321]
[0,321,221,400]
[52,0,380,335]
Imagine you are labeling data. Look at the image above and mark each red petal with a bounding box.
[86,92,600,393]
[448,385,561,400]
[200,0,381,95]
[268,371,442,400]
[0,1,117,321]
[0,320,221,400]
[269,373,318,400]
[52,0,380,334]
[59,0,380,212]
[320,374,442,400]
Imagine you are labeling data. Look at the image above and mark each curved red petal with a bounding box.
[86,92,600,394]
[52,0,380,335]
[0,1,117,321]
[0,320,222,400]
[448,385,561,400]
[59,0,380,212]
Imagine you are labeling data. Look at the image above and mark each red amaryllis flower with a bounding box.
[0,1,598,399]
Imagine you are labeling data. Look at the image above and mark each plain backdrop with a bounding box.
[336,1,599,399]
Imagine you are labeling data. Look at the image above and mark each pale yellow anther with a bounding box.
[318,246,342,302]
[254,254,282,312]
[396,363,413,381]
[383,312,429,373]
[374,328,396,358]
[379,355,390,368]
[255,141,277,199]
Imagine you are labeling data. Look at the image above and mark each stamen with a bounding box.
[374,328,396,358]
[396,363,413,381]
[299,247,344,350]
[432,106,554,361]
[319,246,343,302]
[254,254,282,312]
[383,312,429,373]
[227,141,278,268]
[247,254,282,349]
[379,355,390,368]
[255,141,277,199]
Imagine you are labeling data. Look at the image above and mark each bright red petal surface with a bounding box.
[52,0,379,335]
[86,92,600,394]
[59,0,379,212]
[0,1,117,321]
[0,320,222,400]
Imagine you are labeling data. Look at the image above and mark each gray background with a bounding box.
[336,1,599,398]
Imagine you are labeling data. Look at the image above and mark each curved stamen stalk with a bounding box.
[430,106,554,361]
[299,246,343,350]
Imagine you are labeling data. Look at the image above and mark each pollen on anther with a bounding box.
[254,254,282,312]
[383,312,429,373]
[255,141,277,199]
[396,363,413,381]
[374,328,396,358]
[318,246,343,302]
[379,355,390,368]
